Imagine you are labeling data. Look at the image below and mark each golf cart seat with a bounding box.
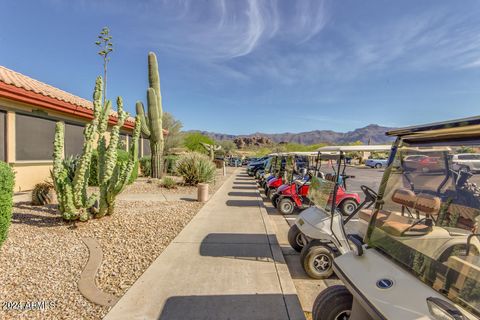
[381,192,441,236]
[358,189,441,236]
[358,188,416,223]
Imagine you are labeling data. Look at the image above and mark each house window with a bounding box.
[65,123,84,156]
[119,133,128,151]
[142,137,151,156]
[0,111,5,161]
[16,114,56,161]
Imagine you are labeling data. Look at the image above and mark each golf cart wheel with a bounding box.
[288,224,305,252]
[267,188,277,199]
[278,198,295,215]
[301,241,334,279]
[312,285,352,320]
[271,194,279,208]
[339,199,358,216]
[374,163,382,169]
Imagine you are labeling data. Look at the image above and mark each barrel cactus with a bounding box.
[136,52,164,178]
[31,182,55,205]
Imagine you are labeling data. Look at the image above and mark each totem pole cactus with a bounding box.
[136,52,164,178]
[97,97,141,217]
[52,78,104,221]
[52,76,141,221]
[201,142,222,161]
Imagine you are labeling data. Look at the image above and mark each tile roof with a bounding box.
[0,65,135,124]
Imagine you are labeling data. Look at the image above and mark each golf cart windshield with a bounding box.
[367,138,480,317]
[306,153,341,212]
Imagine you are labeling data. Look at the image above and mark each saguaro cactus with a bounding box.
[201,142,222,161]
[136,52,164,178]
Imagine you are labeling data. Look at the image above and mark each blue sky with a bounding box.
[1,0,480,134]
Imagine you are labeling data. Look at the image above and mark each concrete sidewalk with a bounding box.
[105,169,304,320]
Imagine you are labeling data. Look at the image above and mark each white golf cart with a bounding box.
[288,145,391,279]
[312,117,480,320]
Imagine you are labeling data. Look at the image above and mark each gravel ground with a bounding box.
[0,167,235,319]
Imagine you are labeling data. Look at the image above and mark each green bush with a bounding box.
[161,177,177,189]
[175,152,216,185]
[139,157,151,177]
[0,161,14,247]
[89,149,137,186]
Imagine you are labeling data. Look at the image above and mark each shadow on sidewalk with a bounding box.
[159,294,301,320]
[233,182,256,185]
[227,191,258,197]
[199,233,285,263]
[226,200,260,207]
[232,186,257,190]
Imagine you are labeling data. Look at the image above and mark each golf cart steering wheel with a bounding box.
[360,185,378,203]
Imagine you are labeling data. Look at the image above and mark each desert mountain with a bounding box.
[187,124,395,146]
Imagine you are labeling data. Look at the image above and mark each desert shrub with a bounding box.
[0,161,14,247]
[32,181,55,205]
[88,149,137,186]
[139,157,151,177]
[175,152,216,185]
[161,177,177,189]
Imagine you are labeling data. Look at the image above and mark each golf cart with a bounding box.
[275,146,390,216]
[287,146,385,279]
[265,154,288,199]
[271,152,319,214]
[312,116,480,320]
[257,153,278,188]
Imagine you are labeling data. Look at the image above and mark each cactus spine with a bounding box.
[52,76,140,221]
[201,142,222,161]
[136,52,164,178]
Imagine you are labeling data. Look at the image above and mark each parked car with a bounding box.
[403,155,443,172]
[452,153,480,172]
[365,158,388,168]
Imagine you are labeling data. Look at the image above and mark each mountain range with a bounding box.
[188,124,395,145]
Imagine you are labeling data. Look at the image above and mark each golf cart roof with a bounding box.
[284,151,318,156]
[317,145,392,152]
[386,115,480,141]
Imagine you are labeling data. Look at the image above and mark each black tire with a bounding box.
[267,188,276,199]
[278,197,295,215]
[288,224,305,252]
[300,241,334,279]
[271,194,279,208]
[339,199,358,216]
[312,285,353,320]
[374,163,382,169]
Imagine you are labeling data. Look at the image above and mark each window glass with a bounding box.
[142,137,151,156]
[16,114,56,161]
[65,123,84,156]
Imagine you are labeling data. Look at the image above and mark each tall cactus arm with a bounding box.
[92,77,103,123]
[147,88,162,142]
[135,101,151,138]
[53,122,65,180]
[98,100,112,136]
[148,52,162,105]
[72,123,96,208]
